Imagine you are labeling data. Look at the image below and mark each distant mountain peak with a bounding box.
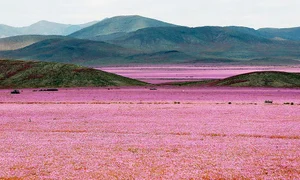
[107,15,142,18]
[28,20,66,28]
[69,15,177,39]
[36,20,52,24]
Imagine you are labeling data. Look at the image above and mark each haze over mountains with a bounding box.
[0,15,300,66]
[0,20,98,38]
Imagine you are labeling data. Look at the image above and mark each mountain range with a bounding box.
[0,15,300,66]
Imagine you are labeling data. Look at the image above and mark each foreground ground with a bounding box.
[0,87,299,179]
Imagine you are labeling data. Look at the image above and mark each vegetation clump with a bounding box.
[265,100,273,104]
[10,89,20,94]
[39,88,59,92]
[284,102,294,105]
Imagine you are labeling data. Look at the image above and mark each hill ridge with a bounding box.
[0,59,147,88]
[213,71,300,87]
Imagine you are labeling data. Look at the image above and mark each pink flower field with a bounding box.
[99,65,300,84]
[0,87,300,179]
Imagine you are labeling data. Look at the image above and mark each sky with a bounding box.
[0,0,299,29]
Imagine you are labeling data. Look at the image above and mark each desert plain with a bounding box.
[0,66,300,179]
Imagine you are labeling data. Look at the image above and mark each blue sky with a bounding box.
[1,0,299,29]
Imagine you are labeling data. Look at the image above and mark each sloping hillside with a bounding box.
[0,35,65,51]
[69,15,177,40]
[258,27,300,41]
[0,60,147,88]
[0,38,138,65]
[213,71,300,87]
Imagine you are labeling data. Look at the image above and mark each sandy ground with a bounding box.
[0,87,300,179]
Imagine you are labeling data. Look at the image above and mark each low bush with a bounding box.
[265,100,273,104]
